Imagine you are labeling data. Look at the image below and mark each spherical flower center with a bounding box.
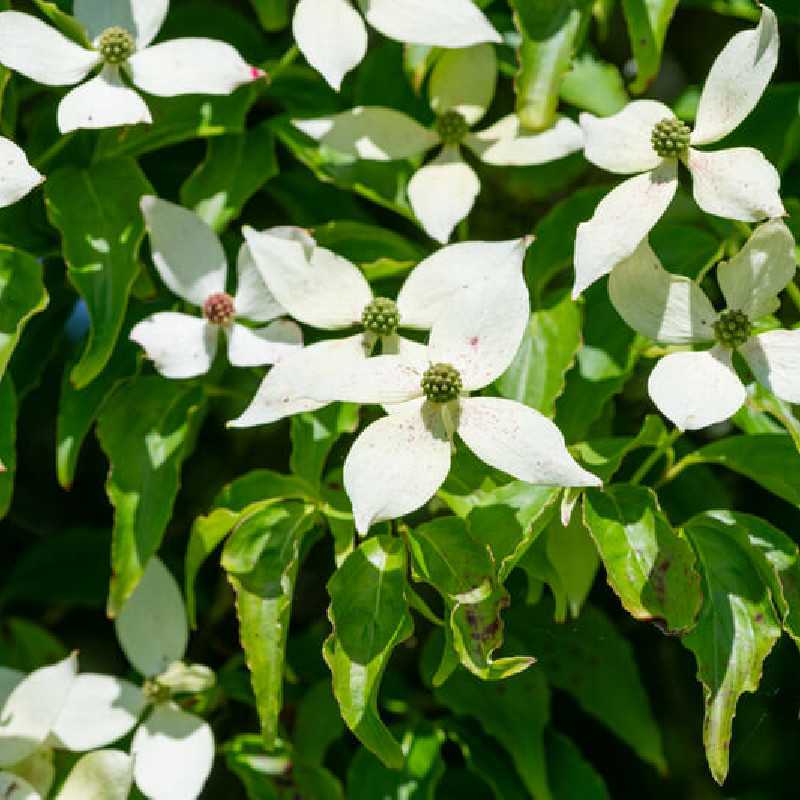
[421,363,463,404]
[436,110,469,146]
[651,117,691,159]
[203,292,236,326]
[98,26,136,65]
[142,678,171,704]
[713,309,752,349]
[361,297,400,336]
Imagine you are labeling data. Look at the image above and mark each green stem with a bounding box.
[629,427,682,486]
[655,451,703,489]
[266,44,299,82]
[33,132,75,170]
[785,280,800,316]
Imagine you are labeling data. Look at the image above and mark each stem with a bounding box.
[33,132,76,170]
[655,451,703,489]
[785,281,800,315]
[266,44,299,82]
[629,428,682,486]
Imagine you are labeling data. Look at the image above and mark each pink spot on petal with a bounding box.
[250,66,267,80]
[469,336,479,347]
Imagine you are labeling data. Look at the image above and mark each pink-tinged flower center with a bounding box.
[203,292,236,326]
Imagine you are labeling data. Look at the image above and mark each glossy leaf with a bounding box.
[622,0,680,94]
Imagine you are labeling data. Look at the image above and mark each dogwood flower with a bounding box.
[130,197,303,379]
[294,44,584,243]
[0,138,43,208]
[573,4,784,297]
[229,232,531,429]
[608,219,799,430]
[0,1,264,134]
[0,657,134,800]
[47,558,216,800]
[292,0,500,90]
[298,272,600,533]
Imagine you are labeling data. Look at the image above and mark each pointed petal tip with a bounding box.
[249,65,268,81]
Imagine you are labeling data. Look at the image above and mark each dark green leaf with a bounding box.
[0,375,15,518]
[249,0,289,30]
[293,681,345,764]
[622,0,680,94]
[546,731,610,800]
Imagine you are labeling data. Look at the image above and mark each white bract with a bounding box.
[229,233,532,429]
[0,657,134,800]
[608,219,799,430]
[298,272,600,533]
[0,0,263,134]
[292,0,500,90]
[0,138,43,209]
[574,5,784,297]
[293,44,584,243]
[130,197,303,379]
[50,557,216,800]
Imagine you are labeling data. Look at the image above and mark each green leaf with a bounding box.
[225,502,316,746]
[689,434,800,507]
[32,0,91,46]
[94,87,258,161]
[44,158,152,387]
[0,245,48,381]
[293,680,345,764]
[313,220,426,265]
[0,375,15,519]
[583,485,702,632]
[346,724,445,799]
[514,8,584,131]
[509,598,667,773]
[546,731,610,800]
[324,536,413,768]
[56,332,139,489]
[180,121,279,232]
[426,634,552,800]
[622,0,680,94]
[408,517,534,681]
[222,734,286,800]
[496,291,581,417]
[560,52,629,116]
[97,375,205,615]
[682,513,782,784]
[249,0,289,30]
[290,403,359,489]
[0,617,67,672]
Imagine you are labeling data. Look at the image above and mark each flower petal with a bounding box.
[343,404,452,534]
[57,750,133,800]
[573,161,678,298]
[140,196,227,305]
[130,312,218,380]
[686,146,785,222]
[228,335,367,428]
[717,218,796,319]
[428,44,496,126]
[0,773,39,800]
[51,674,145,752]
[0,137,43,208]
[292,0,367,90]
[243,227,372,329]
[466,114,583,166]
[293,107,438,161]
[226,320,303,368]
[740,330,800,404]
[0,11,97,86]
[132,705,214,800]
[74,0,169,48]
[648,347,745,430]
[56,66,152,134]
[128,38,256,97]
[396,237,529,329]
[0,654,77,768]
[361,0,501,47]
[691,5,779,146]
[607,239,716,343]
[457,397,601,486]
[233,243,286,323]
[407,146,480,244]
[428,272,530,391]
[114,557,188,678]
[579,101,672,174]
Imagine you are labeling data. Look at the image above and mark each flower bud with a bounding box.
[651,117,691,159]
[422,363,462,403]
[98,26,136,65]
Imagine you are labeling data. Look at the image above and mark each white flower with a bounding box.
[293,44,584,243]
[0,1,264,134]
[608,219,799,430]
[0,137,43,209]
[229,232,532,429]
[573,4,784,297]
[49,558,216,800]
[296,272,600,533]
[292,0,500,90]
[130,197,303,380]
[0,658,134,800]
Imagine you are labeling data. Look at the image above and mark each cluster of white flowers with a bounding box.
[0,559,213,800]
